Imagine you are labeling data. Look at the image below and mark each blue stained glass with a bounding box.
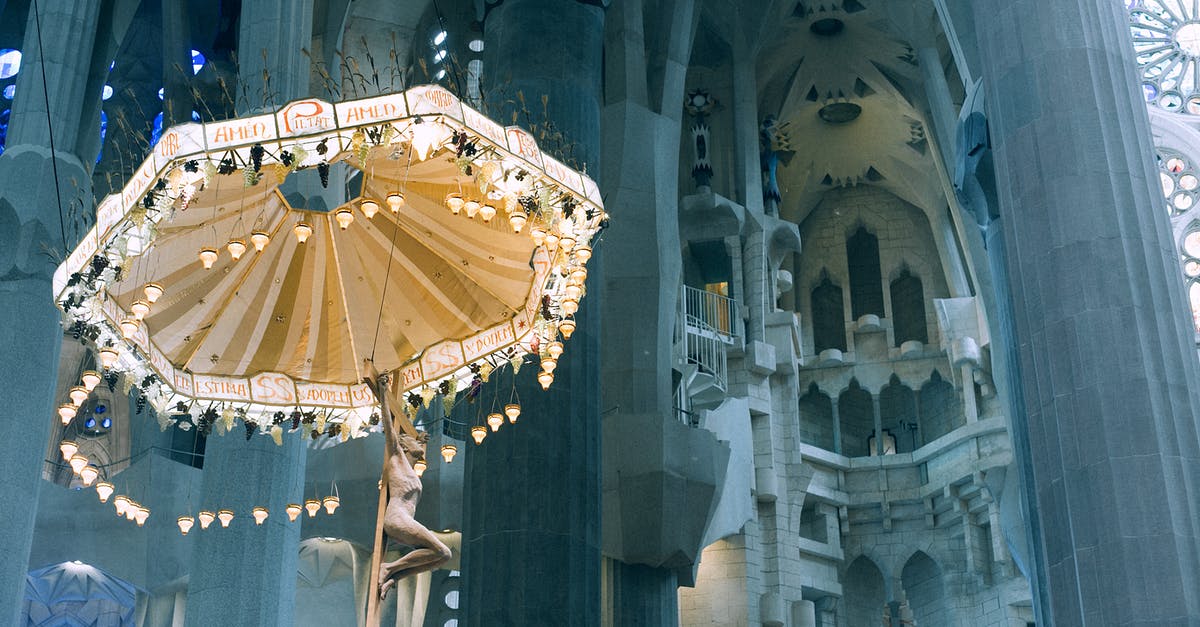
[0,109,10,157]
[96,111,107,164]
[150,112,164,146]
[0,50,20,79]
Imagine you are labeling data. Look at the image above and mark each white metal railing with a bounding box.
[683,324,727,389]
[681,285,738,341]
[676,285,739,399]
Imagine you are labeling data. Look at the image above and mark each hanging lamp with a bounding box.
[250,231,271,252]
[227,239,247,260]
[198,248,219,269]
[80,371,101,392]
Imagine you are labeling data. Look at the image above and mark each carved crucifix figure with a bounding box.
[377,407,452,600]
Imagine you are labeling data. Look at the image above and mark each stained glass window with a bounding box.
[1128,0,1200,113]
[1158,150,1199,215]
[1154,146,1200,334]
[1181,229,1200,332]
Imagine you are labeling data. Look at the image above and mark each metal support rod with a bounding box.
[364,372,391,627]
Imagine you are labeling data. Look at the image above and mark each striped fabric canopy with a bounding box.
[55,86,604,410]
[111,151,535,386]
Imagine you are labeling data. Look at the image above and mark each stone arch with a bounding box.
[846,226,884,318]
[918,370,962,445]
[890,267,928,346]
[843,555,887,627]
[879,375,917,454]
[838,379,874,458]
[798,382,835,450]
[900,551,949,627]
[811,274,847,352]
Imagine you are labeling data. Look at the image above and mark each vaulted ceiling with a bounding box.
[756,0,952,225]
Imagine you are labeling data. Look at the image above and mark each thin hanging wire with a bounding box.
[30,0,69,251]
[368,140,413,362]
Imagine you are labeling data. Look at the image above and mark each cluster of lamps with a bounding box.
[443,193,503,224]
[351,191,406,224]
[57,367,103,426]
[173,495,340,536]
[60,440,151,527]
[111,281,165,345]
[196,192,410,268]
[470,402,523,446]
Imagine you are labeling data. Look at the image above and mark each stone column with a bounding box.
[972,1,1200,623]
[184,3,315,625]
[185,434,306,626]
[871,394,882,456]
[608,559,679,626]
[0,1,103,623]
[830,397,841,455]
[161,0,193,126]
[960,363,977,423]
[461,1,604,625]
[733,33,767,342]
[915,47,972,300]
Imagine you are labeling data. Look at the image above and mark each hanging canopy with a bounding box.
[55,85,604,412]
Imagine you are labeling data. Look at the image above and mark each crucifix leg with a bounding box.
[379,528,452,599]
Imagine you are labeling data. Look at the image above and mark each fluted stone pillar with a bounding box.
[0,1,104,623]
[461,1,604,625]
[973,1,1200,623]
[161,0,193,126]
[184,3,315,625]
[185,434,306,626]
[608,559,679,626]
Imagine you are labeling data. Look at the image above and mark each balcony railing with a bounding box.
[681,285,738,341]
[676,285,739,405]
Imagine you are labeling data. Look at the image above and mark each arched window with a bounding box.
[798,383,835,450]
[846,226,884,318]
[890,269,927,345]
[811,275,846,352]
[844,557,886,627]
[1129,1,1200,113]
[919,370,962,444]
[901,552,949,625]
[838,380,873,458]
[880,375,917,453]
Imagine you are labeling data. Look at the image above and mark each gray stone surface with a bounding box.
[973,0,1200,623]
[0,2,110,623]
[183,3,316,625]
[461,1,604,625]
[185,433,307,627]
